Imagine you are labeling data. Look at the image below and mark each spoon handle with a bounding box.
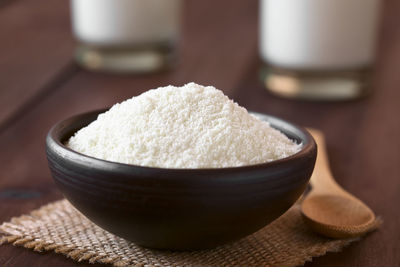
[307,129,348,196]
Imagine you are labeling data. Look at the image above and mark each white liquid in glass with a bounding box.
[71,0,181,46]
[260,0,381,70]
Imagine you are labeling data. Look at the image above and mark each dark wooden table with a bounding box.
[1,0,399,266]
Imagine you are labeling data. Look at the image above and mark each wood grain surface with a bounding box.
[0,0,399,266]
[0,0,75,131]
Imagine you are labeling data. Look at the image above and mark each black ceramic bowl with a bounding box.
[46,109,316,250]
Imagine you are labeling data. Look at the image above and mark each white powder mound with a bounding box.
[67,83,301,168]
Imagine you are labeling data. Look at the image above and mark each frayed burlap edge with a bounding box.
[0,200,381,267]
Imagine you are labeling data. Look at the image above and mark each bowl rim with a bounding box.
[46,109,316,175]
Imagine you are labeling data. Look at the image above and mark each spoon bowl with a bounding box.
[301,129,377,239]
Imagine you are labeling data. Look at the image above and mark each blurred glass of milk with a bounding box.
[260,0,381,100]
[71,0,182,73]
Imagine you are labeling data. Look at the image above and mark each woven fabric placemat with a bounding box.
[0,199,380,266]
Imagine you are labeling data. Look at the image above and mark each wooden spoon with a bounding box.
[301,129,376,238]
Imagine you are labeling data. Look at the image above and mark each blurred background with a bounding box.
[0,0,395,126]
[0,0,261,128]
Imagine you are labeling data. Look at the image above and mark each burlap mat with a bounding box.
[0,199,380,266]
